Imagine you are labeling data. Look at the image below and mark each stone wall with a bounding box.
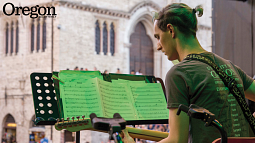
[0,0,212,142]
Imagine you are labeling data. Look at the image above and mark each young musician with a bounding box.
[122,3,255,143]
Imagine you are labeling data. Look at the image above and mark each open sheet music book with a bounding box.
[57,70,169,121]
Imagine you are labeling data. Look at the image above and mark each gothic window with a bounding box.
[95,20,100,54]
[42,18,46,52]
[36,18,40,52]
[16,21,19,54]
[10,21,14,54]
[3,114,16,142]
[31,19,34,52]
[103,22,108,55]
[130,22,154,75]
[5,23,9,55]
[110,23,115,56]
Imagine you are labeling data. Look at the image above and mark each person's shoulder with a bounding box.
[169,58,200,71]
[201,52,230,63]
[166,63,190,77]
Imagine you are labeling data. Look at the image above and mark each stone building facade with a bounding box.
[0,0,212,142]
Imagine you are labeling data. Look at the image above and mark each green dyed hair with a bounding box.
[153,3,203,37]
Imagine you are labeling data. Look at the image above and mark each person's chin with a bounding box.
[167,55,173,61]
[168,55,177,61]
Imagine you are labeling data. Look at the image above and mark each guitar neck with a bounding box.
[55,118,168,141]
[125,127,168,141]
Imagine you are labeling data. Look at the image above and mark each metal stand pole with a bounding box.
[76,131,80,143]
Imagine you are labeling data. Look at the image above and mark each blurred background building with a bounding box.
[0,0,212,142]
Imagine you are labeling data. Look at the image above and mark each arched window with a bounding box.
[103,22,108,55]
[31,19,34,52]
[29,115,45,142]
[95,20,100,54]
[2,114,16,142]
[36,18,40,52]
[110,23,115,56]
[5,23,9,55]
[16,20,19,54]
[10,21,14,54]
[42,18,46,52]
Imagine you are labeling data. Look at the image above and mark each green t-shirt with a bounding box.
[166,52,254,143]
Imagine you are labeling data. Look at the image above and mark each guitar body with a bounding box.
[55,118,168,141]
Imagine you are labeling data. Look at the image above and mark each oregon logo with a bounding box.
[3,2,57,18]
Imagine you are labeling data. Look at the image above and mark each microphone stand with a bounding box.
[177,104,227,143]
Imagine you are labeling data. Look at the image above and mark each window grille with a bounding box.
[110,23,115,56]
[42,19,46,52]
[16,20,19,54]
[5,23,9,55]
[31,20,35,52]
[95,20,100,54]
[103,22,108,55]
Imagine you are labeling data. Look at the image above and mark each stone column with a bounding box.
[123,42,132,74]
[154,50,162,78]
[80,130,92,142]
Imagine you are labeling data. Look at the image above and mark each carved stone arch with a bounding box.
[102,21,109,30]
[28,114,45,140]
[129,22,154,75]
[30,115,36,128]
[94,19,101,28]
[133,16,155,50]
[125,3,162,76]
[29,114,45,127]
[2,113,16,127]
[129,1,161,15]
[110,22,116,29]
[125,7,159,49]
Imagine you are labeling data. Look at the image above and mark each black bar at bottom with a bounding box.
[76,131,80,143]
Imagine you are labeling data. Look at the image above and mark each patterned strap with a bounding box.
[184,54,255,134]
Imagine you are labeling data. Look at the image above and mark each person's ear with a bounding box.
[167,24,175,38]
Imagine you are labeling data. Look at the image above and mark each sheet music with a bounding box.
[96,78,137,120]
[59,73,103,120]
[111,79,146,84]
[59,70,103,81]
[127,82,169,120]
[58,71,168,121]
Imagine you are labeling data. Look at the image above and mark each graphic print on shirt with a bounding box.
[206,63,246,137]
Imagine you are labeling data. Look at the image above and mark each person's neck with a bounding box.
[176,37,207,61]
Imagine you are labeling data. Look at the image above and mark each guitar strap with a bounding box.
[184,54,255,134]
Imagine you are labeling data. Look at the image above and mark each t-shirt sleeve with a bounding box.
[165,65,193,109]
[232,63,254,91]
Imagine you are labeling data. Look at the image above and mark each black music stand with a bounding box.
[30,72,167,143]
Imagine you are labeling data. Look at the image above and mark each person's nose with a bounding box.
[157,42,162,51]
